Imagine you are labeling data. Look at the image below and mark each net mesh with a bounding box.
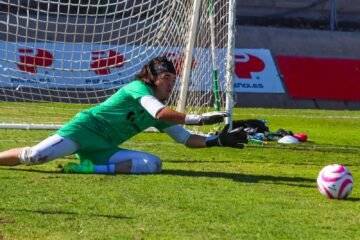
[0,0,231,131]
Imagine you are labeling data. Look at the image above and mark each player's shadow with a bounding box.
[344,197,360,202]
[166,160,232,163]
[3,168,358,200]
[162,169,315,188]
[3,167,314,188]
[0,207,131,220]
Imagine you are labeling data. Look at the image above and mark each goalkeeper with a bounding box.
[0,56,247,174]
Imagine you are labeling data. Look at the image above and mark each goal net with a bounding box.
[0,0,235,143]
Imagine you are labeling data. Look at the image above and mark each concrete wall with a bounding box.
[234,0,360,109]
[236,25,360,58]
[234,25,360,109]
[237,0,360,13]
[237,0,360,20]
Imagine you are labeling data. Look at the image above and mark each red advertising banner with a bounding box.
[277,55,360,101]
[234,49,284,93]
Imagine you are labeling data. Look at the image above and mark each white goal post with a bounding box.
[0,0,235,131]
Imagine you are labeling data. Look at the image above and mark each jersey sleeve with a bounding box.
[163,124,191,144]
[125,80,154,100]
[139,95,165,118]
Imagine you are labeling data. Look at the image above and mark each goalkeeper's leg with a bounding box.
[0,134,78,166]
[78,149,162,174]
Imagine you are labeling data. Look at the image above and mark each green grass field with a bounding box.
[0,106,359,240]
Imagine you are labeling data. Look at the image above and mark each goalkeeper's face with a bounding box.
[154,72,176,101]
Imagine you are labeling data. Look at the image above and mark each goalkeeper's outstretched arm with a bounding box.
[163,124,248,149]
[140,95,228,126]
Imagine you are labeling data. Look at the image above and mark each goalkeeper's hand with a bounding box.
[206,124,248,148]
[185,111,228,125]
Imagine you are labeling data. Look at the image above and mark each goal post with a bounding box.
[0,0,235,133]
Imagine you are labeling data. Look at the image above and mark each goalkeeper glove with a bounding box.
[185,111,228,125]
[206,124,248,148]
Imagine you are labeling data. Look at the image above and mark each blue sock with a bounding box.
[94,164,116,174]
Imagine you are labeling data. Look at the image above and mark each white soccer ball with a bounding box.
[317,164,353,199]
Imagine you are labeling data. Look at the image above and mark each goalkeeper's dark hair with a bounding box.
[136,56,176,86]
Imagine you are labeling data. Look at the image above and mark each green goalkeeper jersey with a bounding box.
[57,80,173,154]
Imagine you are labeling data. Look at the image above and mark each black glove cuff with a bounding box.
[205,135,221,147]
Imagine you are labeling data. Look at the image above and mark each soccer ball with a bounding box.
[317,164,353,199]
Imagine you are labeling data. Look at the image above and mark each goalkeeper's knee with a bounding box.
[19,147,49,165]
[18,135,78,165]
[131,156,162,174]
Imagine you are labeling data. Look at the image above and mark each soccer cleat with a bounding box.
[62,160,95,174]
